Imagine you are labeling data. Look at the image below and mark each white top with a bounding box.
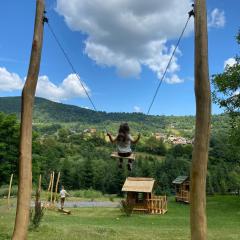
[117,134,134,153]
[60,189,67,198]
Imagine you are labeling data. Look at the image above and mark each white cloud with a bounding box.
[0,67,90,102]
[208,8,225,28]
[233,90,240,96]
[56,0,194,83]
[0,67,23,91]
[133,106,141,113]
[165,74,184,84]
[36,74,89,102]
[224,58,237,69]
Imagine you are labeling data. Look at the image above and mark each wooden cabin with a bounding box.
[122,177,167,214]
[172,176,190,203]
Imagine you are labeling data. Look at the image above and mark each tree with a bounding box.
[0,113,19,184]
[212,30,240,144]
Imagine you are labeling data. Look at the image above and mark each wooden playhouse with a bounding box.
[122,177,167,214]
[172,176,190,203]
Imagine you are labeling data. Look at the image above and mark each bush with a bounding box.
[109,195,115,202]
[120,200,134,217]
[71,189,103,199]
[29,201,45,230]
[0,185,18,198]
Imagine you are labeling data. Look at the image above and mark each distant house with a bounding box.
[90,128,97,134]
[154,132,166,141]
[168,135,192,145]
[83,129,90,133]
[172,176,190,203]
[83,128,97,134]
[122,177,167,214]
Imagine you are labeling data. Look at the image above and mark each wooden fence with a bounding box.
[147,196,168,214]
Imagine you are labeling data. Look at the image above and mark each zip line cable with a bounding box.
[134,8,194,147]
[146,12,194,115]
[46,22,98,113]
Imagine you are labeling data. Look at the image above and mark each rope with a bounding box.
[46,21,108,132]
[47,22,98,112]
[146,14,193,115]
[133,11,194,153]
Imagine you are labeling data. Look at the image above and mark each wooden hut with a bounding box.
[172,176,190,203]
[122,177,167,214]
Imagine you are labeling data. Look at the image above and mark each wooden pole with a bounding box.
[191,1,211,240]
[54,172,61,204]
[8,174,13,209]
[38,174,42,194]
[47,173,53,203]
[36,174,42,203]
[47,173,53,192]
[50,171,55,204]
[12,1,45,239]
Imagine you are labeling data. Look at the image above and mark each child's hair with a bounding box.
[117,123,130,143]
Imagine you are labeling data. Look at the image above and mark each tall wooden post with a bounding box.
[8,174,13,209]
[48,173,53,192]
[50,171,55,204]
[54,172,61,203]
[12,0,45,239]
[36,174,42,204]
[38,174,42,194]
[191,1,211,240]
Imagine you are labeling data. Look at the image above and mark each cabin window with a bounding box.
[136,193,144,203]
[176,185,180,193]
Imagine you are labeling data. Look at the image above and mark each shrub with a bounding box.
[29,202,45,230]
[0,185,18,198]
[71,189,103,199]
[29,189,45,230]
[120,200,134,217]
[84,189,102,199]
[109,195,115,202]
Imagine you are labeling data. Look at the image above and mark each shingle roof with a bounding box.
[172,176,189,184]
[122,177,155,193]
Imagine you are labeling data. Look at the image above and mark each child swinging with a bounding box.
[107,123,140,171]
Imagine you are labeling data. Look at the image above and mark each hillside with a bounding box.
[0,96,194,127]
[0,96,228,135]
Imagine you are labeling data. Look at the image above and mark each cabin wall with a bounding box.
[175,181,190,203]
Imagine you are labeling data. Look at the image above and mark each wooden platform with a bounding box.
[111,152,136,160]
[58,208,71,214]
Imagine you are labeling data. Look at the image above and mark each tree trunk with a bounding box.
[12,0,45,239]
[190,1,211,240]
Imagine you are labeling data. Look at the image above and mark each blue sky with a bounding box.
[0,0,239,115]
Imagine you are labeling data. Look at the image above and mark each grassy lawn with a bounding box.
[0,196,239,240]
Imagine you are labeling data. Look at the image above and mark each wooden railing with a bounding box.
[146,196,168,214]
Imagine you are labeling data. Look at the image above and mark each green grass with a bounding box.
[0,196,239,240]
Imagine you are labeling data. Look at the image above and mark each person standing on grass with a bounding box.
[60,185,69,209]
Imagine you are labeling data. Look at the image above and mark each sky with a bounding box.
[0,0,239,116]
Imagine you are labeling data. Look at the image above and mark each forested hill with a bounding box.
[0,96,193,126]
[0,96,227,133]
